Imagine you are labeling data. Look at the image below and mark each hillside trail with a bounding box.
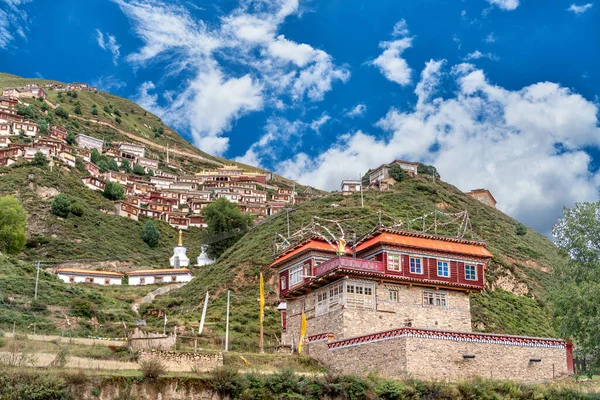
[43,99,222,166]
[131,283,187,314]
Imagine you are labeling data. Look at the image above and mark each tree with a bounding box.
[91,105,98,116]
[417,163,441,179]
[516,223,527,236]
[75,156,87,174]
[552,202,600,365]
[0,195,27,255]
[361,169,371,187]
[40,102,49,112]
[31,152,47,167]
[90,148,101,164]
[103,105,110,114]
[51,194,71,218]
[66,131,76,146]
[120,159,131,173]
[115,116,122,124]
[133,164,145,175]
[36,120,48,135]
[16,104,35,119]
[55,106,69,119]
[148,169,154,177]
[70,202,85,217]
[141,220,160,248]
[107,158,119,171]
[97,160,110,173]
[103,182,125,201]
[388,164,405,182]
[203,198,254,259]
[114,109,121,117]
[73,103,82,115]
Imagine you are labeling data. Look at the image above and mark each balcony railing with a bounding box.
[314,256,383,277]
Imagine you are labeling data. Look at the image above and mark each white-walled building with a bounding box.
[56,268,123,285]
[119,143,146,158]
[340,179,361,195]
[126,268,194,285]
[75,134,104,152]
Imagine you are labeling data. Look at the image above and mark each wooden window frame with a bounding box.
[437,260,450,277]
[465,264,477,281]
[387,253,401,271]
[409,257,423,274]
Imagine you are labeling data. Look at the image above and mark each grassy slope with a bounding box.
[149,176,565,351]
[0,163,205,265]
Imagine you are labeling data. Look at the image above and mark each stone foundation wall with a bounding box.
[284,281,472,346]
[139,350,223,372]
[307,334,568,383]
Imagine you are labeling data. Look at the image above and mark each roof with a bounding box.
[466,188,497,204]
[56,268,124,277]
[270,237,346,268]
[126,268,193,276]
[356,227,492,259]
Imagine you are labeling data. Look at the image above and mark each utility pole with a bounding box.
[225,290,230,352]
[199,291,209,335]
[286,209,291,238]
[163,312,167,335]
[34,261,41,300]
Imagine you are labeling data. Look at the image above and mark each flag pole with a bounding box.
[259,273,265,353]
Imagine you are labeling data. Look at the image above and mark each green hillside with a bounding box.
[147,176,566,351]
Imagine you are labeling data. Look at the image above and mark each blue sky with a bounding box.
[1,0,599,234]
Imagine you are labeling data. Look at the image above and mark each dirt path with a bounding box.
[4,332,126,347]
[44,99,223,166]
[131,282,187,314]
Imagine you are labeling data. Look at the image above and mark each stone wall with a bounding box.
[130,329,176,351]
[139,350,223,372]
[284,280,472,346]
[307,334,568,383]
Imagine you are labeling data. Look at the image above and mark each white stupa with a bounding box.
[169,230,190,268]
[197,245,215,266]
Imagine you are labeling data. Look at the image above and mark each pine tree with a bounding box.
[51,194,71,218]
[141,220,160,248]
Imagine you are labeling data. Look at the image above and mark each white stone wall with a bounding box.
[128,274,193,286]
[57,273,122,285]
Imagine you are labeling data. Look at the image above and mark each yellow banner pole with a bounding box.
[259,272,264,354]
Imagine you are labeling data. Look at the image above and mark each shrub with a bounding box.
[389,164,406,182]
[70,202,85,217]
[516,223,527,236]
[115,116,122,124]
[133,164,145,175]
[51,194,71,218]
[66,131,76,146]
[0,196,27,255]
[103,182,125,201]
[31,152,48,167]
[140,358,167,379]
[207,366,245,397]
[75,157,86,173]
[55,106,69,119]
[91,107,98,116]
[70,298,95,319]
[141,220,160,248]
[73,103,82,115]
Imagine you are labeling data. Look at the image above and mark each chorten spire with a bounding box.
[178,229,183,246]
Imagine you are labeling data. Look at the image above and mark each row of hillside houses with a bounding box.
[55,268,194,286]
[0,92,314,228]
[2,82,97,99]
[340,160,497,208]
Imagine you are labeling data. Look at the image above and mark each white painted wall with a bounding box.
[56,273,122,285]
[128,273,193,286]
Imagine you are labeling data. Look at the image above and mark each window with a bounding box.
[387,254,401,271]
[85,278,93,283]
[140,277,145,284]
[280,276,287,290]
[104,279,110,285]
[465,265,477,280]
[409,257,423,274]
[389,290,398,302]
[155,276,163,283]
[289,265,303,286]
[423,291,448,307]
[316,291,328,316]
[69,276,75,283]
[171,276,177,282]
[437,261,450,277]
[346,281,375,310]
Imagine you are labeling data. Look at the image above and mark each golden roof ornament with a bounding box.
[178,229,183,246]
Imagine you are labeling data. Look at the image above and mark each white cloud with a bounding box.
[273,61,600,235]
[310,113,331,133]
[483,33,496,43]
[0,0,31,49]
[370,20,413,86]
[487,0,519,10]
[116,0,348,155]
[464,50,499,61]
[345,103,367,118]
[91,75,127,92]
[568,3,593,13]
[96,29,121,65]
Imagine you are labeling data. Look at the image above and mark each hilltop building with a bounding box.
[75,134,104,152]
[56,268,123,285]
[170,230,190,268]
[271,227,573,382]
[368,159,419,186]
[465,189,497,208]
[340,179,361,195]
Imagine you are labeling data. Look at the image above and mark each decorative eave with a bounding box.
[270,236,340,268]
[326,327,566,350]
[56,268,124,278]
[357,226,487,247]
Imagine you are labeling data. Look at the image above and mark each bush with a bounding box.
[133,164,145,175]
[55,106,69,119]
[66,132,76,146]
[73,103,82,115]
[51,194,71,218]
[103,182,125,201]
[70,202,85,217]
[516,223,527,236]
[140,358,166,379]
[207,366,245,397]
[115,116,122,124]
[141,220,160,248]
[0,196,27,255]
[31,152,48,167]
[389,164,406,182]
[70,298,95,319]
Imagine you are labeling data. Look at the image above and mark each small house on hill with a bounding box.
[56,268,123,285]
[368,160,419,187]
[465,189,497,208]
[126,269,194,285]
[340,179,361,195]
